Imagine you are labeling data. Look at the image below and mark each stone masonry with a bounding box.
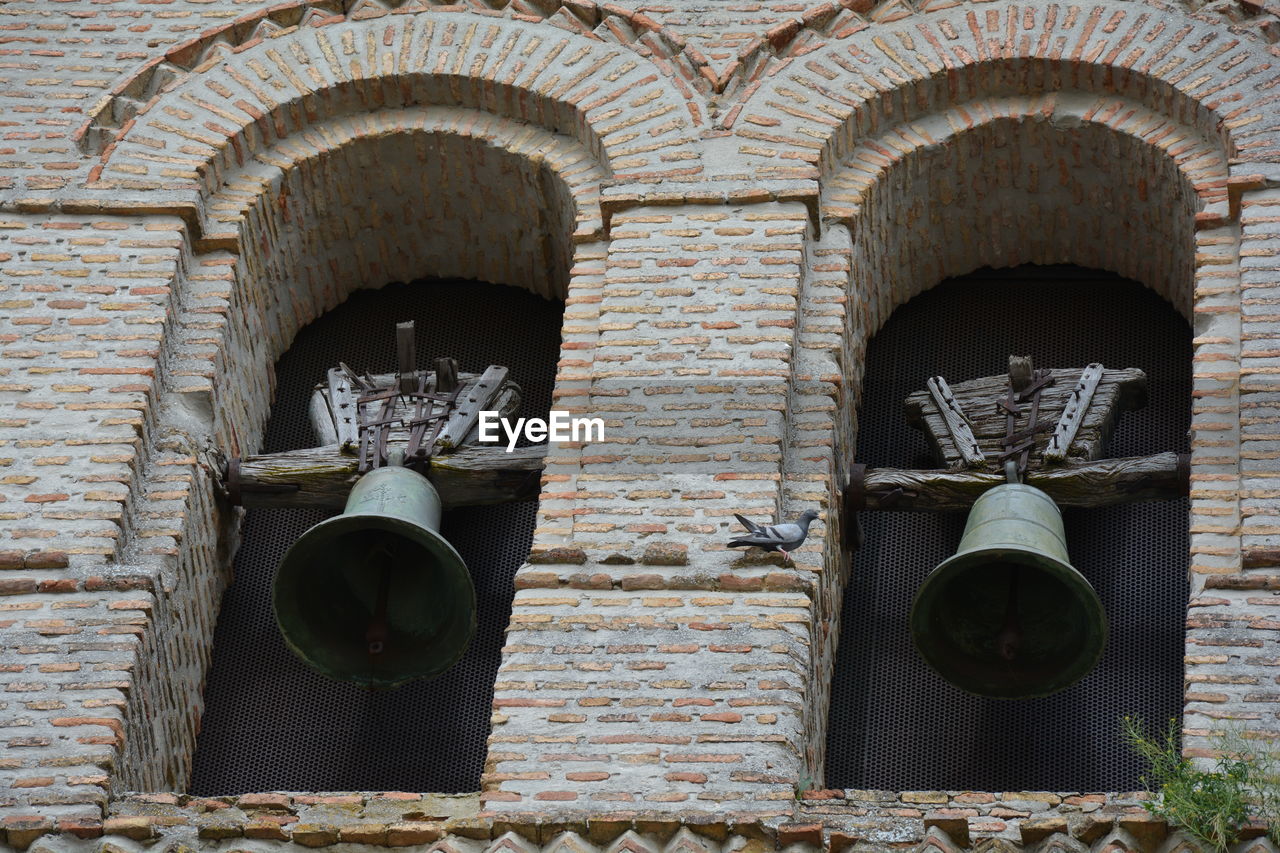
[0,0,1279,850]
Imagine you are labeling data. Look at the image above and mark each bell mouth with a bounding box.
[910,546,1107,699]
[273,514,475,689]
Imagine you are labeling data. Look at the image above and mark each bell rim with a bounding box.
[910,545,1108,700]
[273,513,476,689]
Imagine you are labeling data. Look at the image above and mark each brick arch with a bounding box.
[707,0,1280,104]
[755,2,1271,783]
[179,106,606,454]
[87,10,703,199]
[830,93,1226,334]
[74,0,717,160]
[729,3,1275,179]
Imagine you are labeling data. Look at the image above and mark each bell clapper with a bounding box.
[993,461,1024,663]
[364,541,394,660]
[995,565,1021,662]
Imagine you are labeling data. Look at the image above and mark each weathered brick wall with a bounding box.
[0,0,1278,849]
[500,196,818,810]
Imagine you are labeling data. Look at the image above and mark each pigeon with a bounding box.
[727,509,820,562]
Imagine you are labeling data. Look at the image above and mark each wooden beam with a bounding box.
[846,452,1188,512]
[226,443,547,509]
[309,388,338,446]
[396,321,417,393]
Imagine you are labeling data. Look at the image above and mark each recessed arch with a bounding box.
[828,91,1226,339]
[827,265,1193,792]
[785,33,1251,780]
[170,107,606,465]
[107,94,610,791]
[189,277,566,795]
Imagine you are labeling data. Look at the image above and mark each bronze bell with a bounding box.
[272,451,475,689]
[910,481,1107,699]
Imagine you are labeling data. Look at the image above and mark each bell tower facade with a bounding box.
[0,1,1275,851]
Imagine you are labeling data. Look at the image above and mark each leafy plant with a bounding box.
[1122,716,1280,851]
[794,770,819,800]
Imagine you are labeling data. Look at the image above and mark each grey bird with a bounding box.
[728,509,820,562]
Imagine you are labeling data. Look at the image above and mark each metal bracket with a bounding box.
[355,380,461,474]
[845,462,921,511]
[998,357,1054,479]
[843,464,866,551]
[355,322,463,474]
[845,463,868,512]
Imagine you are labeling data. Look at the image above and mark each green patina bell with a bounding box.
[910,482,1107,699]
[273,453,475,689]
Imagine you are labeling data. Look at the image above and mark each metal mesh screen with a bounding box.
[825,266,1191,793]
[189,279,564,796]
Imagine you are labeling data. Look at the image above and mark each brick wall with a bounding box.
[0,0,1278,850]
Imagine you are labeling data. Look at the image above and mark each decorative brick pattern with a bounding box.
[728,5,1270,174]
[86,11,704,197]
[4,791,1279,851]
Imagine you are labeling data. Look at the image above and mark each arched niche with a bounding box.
[194,111,604,487]
[796,69,1236,785]
[831,91,1222,339]
[110,105,606,792]
[86,12,703,195]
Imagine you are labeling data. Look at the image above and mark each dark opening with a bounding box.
[189,279,563,795]
[825,265,1190,792]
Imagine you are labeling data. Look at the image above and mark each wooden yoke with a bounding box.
[217,321,537,510]
[845,357,1188,517]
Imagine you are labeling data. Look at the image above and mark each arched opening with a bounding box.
[190,279,563,794]
[813,75,1224,790]
[826,264,1191,791]
[107,107,604,792]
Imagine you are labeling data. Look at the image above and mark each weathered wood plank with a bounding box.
[1008,355,1034,393]
[847,452,1188,512]
[927,375,986,468]
[327,367,360,448]
[309,389,338,446]
[460,386,519,445]
[227,443,547,509]
[434,357,458,393]
[1044,363,1103,463]
[906,366,1148,470]
[435,366,509,452]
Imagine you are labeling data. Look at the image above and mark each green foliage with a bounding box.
[794,770,818,800]
[1122,716,1280,852]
